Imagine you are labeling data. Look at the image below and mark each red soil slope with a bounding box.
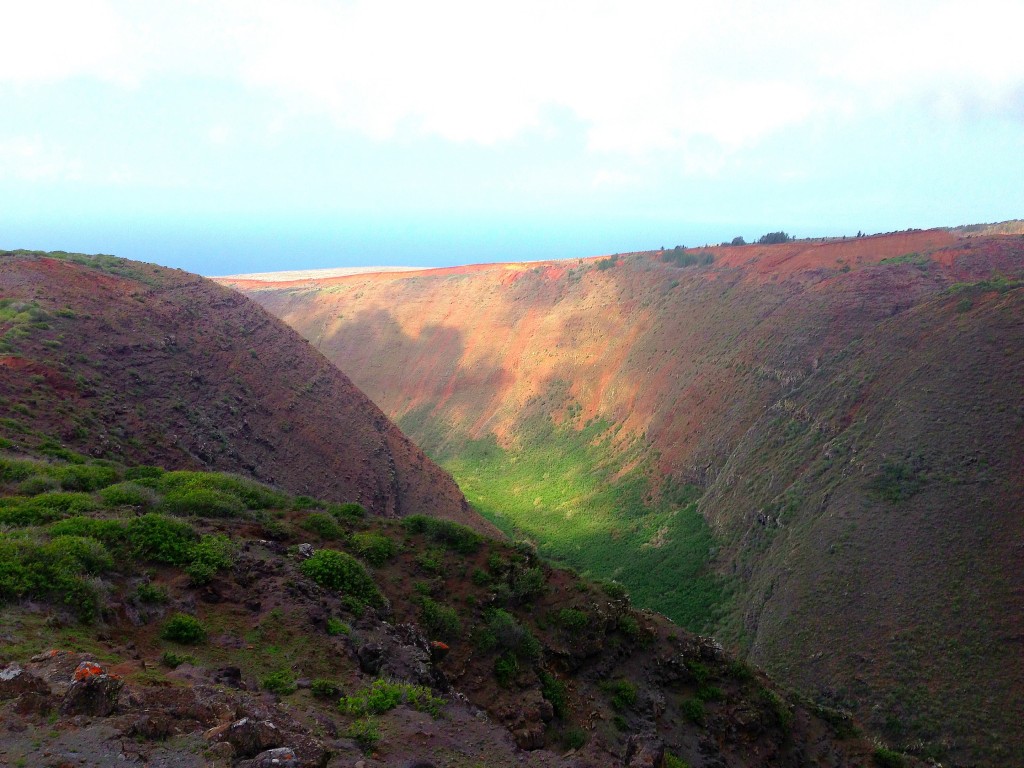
[0,252,491,535]
[223,230,1024,767]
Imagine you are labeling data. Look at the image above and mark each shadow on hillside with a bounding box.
[322,306,514,439]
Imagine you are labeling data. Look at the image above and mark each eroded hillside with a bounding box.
[0,251,489,534]
[223,230,1024,767]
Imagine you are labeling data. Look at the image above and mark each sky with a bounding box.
[1,0,1023,275]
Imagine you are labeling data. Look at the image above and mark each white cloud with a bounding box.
[2,0,1022,160]
[0,137,81,181]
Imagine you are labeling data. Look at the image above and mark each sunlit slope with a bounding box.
[224,231,1024,766]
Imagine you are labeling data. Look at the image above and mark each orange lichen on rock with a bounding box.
[73,661,104,681]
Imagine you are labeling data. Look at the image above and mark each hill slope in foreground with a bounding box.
[0,251,889,766]
[223,229,1024,767]
[0,251,487,534]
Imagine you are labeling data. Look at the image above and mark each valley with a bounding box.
[224,229,1024,767]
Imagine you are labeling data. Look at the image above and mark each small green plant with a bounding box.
[329,501,366,520]
[414,549,444,574]
[346,718,380,753]
[300,549,383,603]
[326,617,350,636]
[601,580,630,603]
[402,514,482,554]
[600,679,638,711]
[339,679,444,718]
[301,512,342,539]
[136,582,169,604]
[351,531,396,565]
[494,652,519,687]
[162,487,244,518]
[681,697,705,723]
[539,670,568,719]
[664,753,691,768]
[418,596,461,640]
[186,534,235,585]
[160,613,207,644]
[552,608,589,632]
[470,567,491,586]
[160,651,194,668]
[99,481,158,508]
[311,678,341,699]
[127,513,198,565]
[261,669,297,695]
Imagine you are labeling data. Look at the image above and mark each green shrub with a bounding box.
[326,617,350,636]
[402,514,482,554]
[414,548,444,574]
[124,465,165,481]
[49,516,127,546]
[601,580,630,602]
[494,652,519,687]
[329,501,365,520]
[261,669,297,695]
[0,457,41,483]
[418,596,460,640]
[161,613,206,644]
[136,582,169,604]
[351,531,396,565]
[300,512,342,539]
[127,513,197,565]
[311,678,340,699]
[162,487,244,518]
[17,474,60,495]
[552,608,589,632]
[681,697,705,723]
[160,651,194,668]
[99,481,158,509]
[505,565,546,603]
[44,535,114,575]
[872,747,907,768]
[600,679,638,711]
[158,471,288,510]
[539,670,568,719]
[696,685,724,702]
[56,463,119,492]
[470,567,491,586]
[346,718,380,753]
[475,608,541,660]
[0,492,98,526]
[186,534,234,585]
[299,549,384,607]
[664,753,691,768]
[339,679,444,717]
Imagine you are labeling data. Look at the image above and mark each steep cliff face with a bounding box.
[224,231,1024,766]
[0,251,491,535]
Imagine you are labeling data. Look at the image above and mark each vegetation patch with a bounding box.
[299,549,384,607]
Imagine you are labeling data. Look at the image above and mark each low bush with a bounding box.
[17,474,60,495]
[161,487,244,518]
[600,679,638,711]
[157,471,288,510]
[161,613,207,644]
[99,481,158,509]
[475,608,541,660]
[261,669,297,695]
[402,514,482,554]
[326,617,350,636]
[553,608,589,633]
[872,747,907,768]
[127,513,197,565]
[160,651,194,668]
[329,501,365,520]
[300,549,384,607]
[0,492,98,526]
[300,512,342,539]
[339,679,444,718]
[186,534,234,585]
[55,463,119,492]
[311,678,340,699]
[136,582,169,604]
[681,697,705,723]
[346,718,380,753]
[417,596,460,640]
[539,670,568,719]
[351,531,395,565]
